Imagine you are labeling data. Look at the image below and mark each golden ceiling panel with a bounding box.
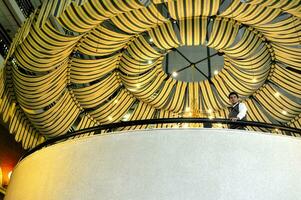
[167,0,220,19]
[0,0,300,148]
[148,21,180,49]
[179,17,207,46]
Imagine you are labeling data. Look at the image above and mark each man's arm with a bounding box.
[237,103,247,120]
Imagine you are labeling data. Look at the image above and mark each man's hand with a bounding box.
[231,117,239,122]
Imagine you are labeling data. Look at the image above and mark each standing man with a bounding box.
[228,92,247,129]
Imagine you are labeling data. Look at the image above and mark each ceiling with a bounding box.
[0,0,301,149]
[0,0,25,39]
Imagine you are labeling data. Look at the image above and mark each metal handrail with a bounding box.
[0,186,6,195]
[21,118,301,160]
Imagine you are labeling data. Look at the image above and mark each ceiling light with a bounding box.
[8,171,12,179]
[274,92,280,97]
[252,78,257,82]
[149,38,153,42]
[114,99,118,104]
[214,70,218,75]
[108,116,113,121]
[172,71,178,77]
[147,60,152,64]
[282,110,287,115]
[128,88,137,92]
[207,109,212,113]
[185,107,190,112]
[122,113,130,121]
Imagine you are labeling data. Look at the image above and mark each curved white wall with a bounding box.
[5,129,301,200]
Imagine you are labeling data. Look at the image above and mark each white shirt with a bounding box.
[232,102,247,120]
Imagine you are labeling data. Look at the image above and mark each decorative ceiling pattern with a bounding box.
[0,0,301,149]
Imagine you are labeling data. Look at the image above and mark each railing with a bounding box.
[21,118,301,160]
[0,186,5,195]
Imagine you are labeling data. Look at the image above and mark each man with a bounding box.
[228,92,247,129]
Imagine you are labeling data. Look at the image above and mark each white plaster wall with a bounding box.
[5,129,301,200]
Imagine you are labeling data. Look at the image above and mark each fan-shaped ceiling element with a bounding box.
[0,0,301,149]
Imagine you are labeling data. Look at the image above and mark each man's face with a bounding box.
[229,94,239,105]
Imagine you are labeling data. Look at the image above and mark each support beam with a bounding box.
[173,48,192,64]
[206,30,212,79]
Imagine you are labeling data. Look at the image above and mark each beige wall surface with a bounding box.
[5,129,301,200]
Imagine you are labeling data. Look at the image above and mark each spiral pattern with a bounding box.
[1,0,301,148]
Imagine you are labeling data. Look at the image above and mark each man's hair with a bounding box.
[228,91,239,99]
